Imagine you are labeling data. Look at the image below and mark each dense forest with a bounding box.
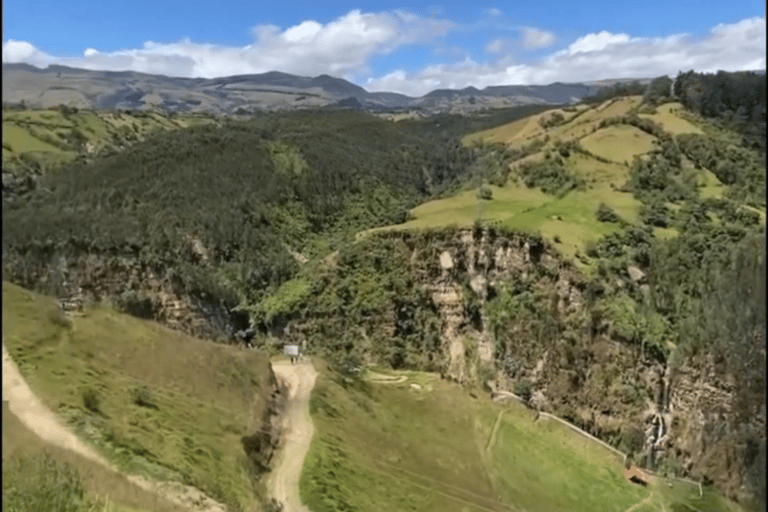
[4,106,564,332]
[674,70,766,152]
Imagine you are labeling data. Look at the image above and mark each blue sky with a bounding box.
[3,0,766,96]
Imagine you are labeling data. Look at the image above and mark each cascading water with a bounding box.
[643,366,672,470]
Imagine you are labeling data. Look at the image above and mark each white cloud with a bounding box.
[2,10,455,79]
[483,8,502,17]
[367,16,766,96]
[520,27,555,50]
[485,37,511,54]
[2,39,53,67]
[564,31,629,55]
[3,15,765,98]
[486,27,554,55]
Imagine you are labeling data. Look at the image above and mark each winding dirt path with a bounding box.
[2,341,226,512]
[268,359,318,512]
[2,343,110,466]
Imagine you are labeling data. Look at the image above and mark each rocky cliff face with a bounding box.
[668,352,766,504]
[320,227,763,505]
[2,250,249,342]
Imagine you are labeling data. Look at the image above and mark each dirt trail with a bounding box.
[365,370,407,384]
[623,491,655,512]
[268,359,318,512]
[2,341,226,512]
[2,343,110,466]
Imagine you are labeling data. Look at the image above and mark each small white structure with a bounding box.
[284,344,299,357]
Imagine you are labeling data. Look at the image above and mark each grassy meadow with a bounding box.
[300,364,742,512]
[2,281,273,511]
[369,176,640,260]
[2,107,217,174]
[579,125,657,164]
[638,103,704,135]
[380,96,737,263]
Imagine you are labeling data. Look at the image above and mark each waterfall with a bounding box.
[643,365,673,470]
[662,366,672,413]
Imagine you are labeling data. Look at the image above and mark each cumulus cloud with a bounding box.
[483,8,503,17]
[367,16,766,96]
[562,31,630,55]
[2,10,455,79]
[520,27,555,50]
[2,39,54,67]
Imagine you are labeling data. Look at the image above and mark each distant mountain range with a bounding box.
[2,63,650,115]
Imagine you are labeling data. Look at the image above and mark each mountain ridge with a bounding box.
[3,62,639,115]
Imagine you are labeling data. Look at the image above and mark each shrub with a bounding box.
[514,379,533,403]
[476,186,493,200]
[596,203,623,224]
[129,384,157,409]
[477,365,496,389]
[265,498,284,512]
[640,201,669,227]
[517,161,585,196]
[584,240,599,258]
[81,388,101,414]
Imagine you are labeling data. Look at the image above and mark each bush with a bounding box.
[476,186,493,200]
[517,161,585,196]
[2,452,99,512]
[640,201,669,227]
[265,498,284,512]
[81,388,101,414]
[584,240,599,258]
[129,384,157,409]
[596,203,623,224]
[514,379,534,403]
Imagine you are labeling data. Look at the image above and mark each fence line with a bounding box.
[492,390,703,497]
[493,391,625,462]
[641,469,703,498]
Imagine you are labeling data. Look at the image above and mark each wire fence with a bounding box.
[492,390,703,497]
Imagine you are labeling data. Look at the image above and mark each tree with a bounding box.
[643,76,673,105]
[476,186,493,200]
[514,379,534,403]
[596,203,622,224]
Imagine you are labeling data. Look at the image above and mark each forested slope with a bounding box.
[2,109,479,339]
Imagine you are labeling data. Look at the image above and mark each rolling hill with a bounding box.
[3,62,623,115]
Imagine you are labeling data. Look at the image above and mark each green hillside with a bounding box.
[389,92,765,267]
[300,362,741,512]
[2,106,217,176]
[2,281,276,511]
[2,109,476,324]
